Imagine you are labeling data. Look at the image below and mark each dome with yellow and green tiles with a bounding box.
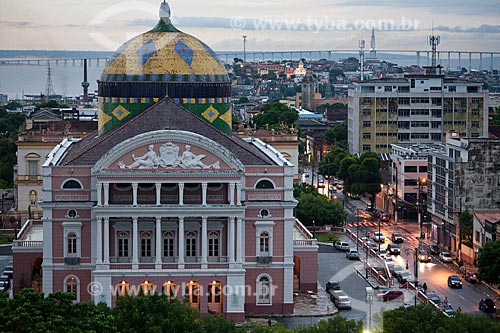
[98,1,232,136]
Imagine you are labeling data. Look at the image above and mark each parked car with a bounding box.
[0,276,10,292]
[379,290,404,302]
[464,271,478,284]
[418,250,432,263]
[2,265,13,279]
[387,243,401,255]
[379,214,390,222]
[426,291,442,307]
[442,303,456,317]
[479,298,496,313]
[360,236,369,243]
[367,241,379,252]
[396,270,413,284]
[439,252,454,263]
[330,290,352,309]
[447,275,463,288]
[373,232,385,243]
[346,249,360,260]
[378,249,387,259]
[391,233,404,243]
[326,279,341,291]
[429,244,440,255]
[334,241,350,251]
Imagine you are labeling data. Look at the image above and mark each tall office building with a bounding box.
[348,73,488,154]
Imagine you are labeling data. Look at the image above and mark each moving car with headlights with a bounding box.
[447,275,463,288]
[373,232,385,243]
[387,243,400,255]
[479,298,496,313]
[391,233,404,243]
[418,250,432,263]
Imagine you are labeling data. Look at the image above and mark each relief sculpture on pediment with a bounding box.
[118,143,220,170]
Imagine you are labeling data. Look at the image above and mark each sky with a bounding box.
[0,0,499,52]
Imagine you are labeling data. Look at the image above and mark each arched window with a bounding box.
[256,274,272,305]
[162,281,178,299]
[117,231,130,257]
[29,190,37,205]
[140,231,152,257]
[259,232,269,254]
[67,232,77,255]
[64,275,80,302]
[186,231,197,257]
[208,231,220,257]
[255,179,275,189]
[62,179,83,189]
[116,280,130,297]
[139,280,155,295]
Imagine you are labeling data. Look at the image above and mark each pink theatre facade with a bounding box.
[19,124,318,322]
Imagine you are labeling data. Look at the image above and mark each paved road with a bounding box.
[345,217,495,317]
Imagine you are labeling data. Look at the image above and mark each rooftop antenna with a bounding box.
[359,39,365,81]
[428,24,440,72]
[369,27,377,60]
[45,61,55,99]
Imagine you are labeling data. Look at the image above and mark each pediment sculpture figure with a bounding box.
[118,144,159,169]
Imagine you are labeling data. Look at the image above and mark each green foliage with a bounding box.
[324,121,347,148]
[380,303,500,333]
[490,106,500,125]
[5,101,22,110]
[459,209,473,242]
[0,137,17,188]
[252,102,298,130]
[294,184,346,226]
[35,100,69,110]
[0,108,26,135]
[477,240,500,285]
[318,146,348,178]
[235,97,250,104]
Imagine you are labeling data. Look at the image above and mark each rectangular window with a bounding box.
[163,238,174,257]
[363,133,371,139]
[404,166,418,173]
[141,238,151,257]
[363,109,371,116]
[186,238,196,257]
[208,238,219,257]
[118,238,129,257]
[475,231,480,242]
[363,121,371,127]
[362,145,371,151]
[472,121,479,128]
[67,236,77,255]
[28,160,38,178]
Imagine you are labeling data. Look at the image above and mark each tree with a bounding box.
[477,240,500,285]
[490,107,500,125]
[458,209,473,245]
[294,185,346,226]
[324,121,347,148]
[0,138,17,188]
[318,146,348,178]
[252,102,298,130]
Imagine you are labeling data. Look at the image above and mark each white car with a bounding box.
[373,232,385,243]
[439,252,454,263]
[330,290,352,309]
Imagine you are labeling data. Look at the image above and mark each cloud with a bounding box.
[434,24,500,33]
[334,0,500,16]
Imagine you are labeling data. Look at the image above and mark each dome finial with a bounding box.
[159,0,171,21]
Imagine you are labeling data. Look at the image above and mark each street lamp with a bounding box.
[404,247,419,306]
[312,220,316,239]
[417,177,427,247]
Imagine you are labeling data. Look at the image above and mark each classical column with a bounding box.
[202,182,207,206]
[236,217,243,264]
[96,182,102,206]
[96,217,102,265]
[229,183,235,206]
[178,183,184,206]
[132,217,139,268]
[201,217,208,268]
[228,217,235,264]
[103,217,110,265]
[103,182,109,206]
[155,217,162,268]
[155,182,161,206]
[132,182,138,206]
[178,217,185,266]
[236,182,242,206]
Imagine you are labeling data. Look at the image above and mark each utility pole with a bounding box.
[242,35,247,63]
